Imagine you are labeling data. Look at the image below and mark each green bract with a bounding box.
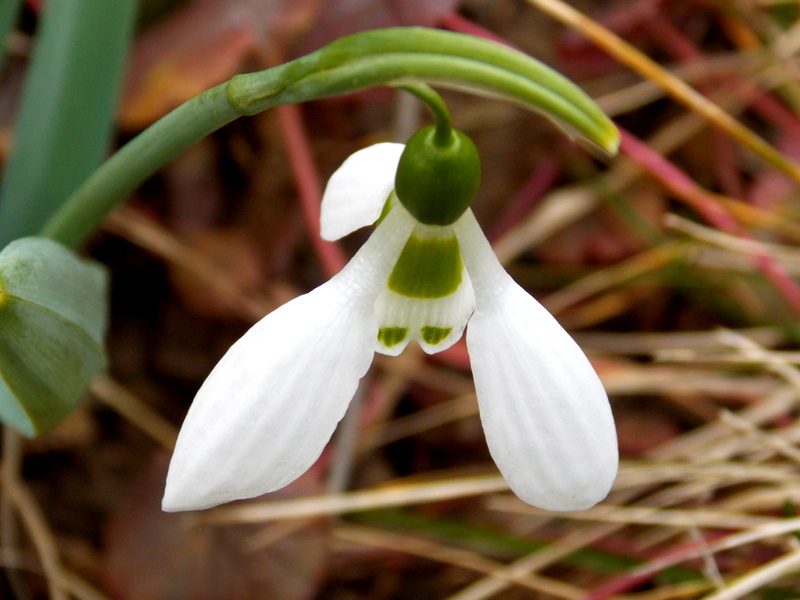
[0,238,108,436]
[395,126,481,226]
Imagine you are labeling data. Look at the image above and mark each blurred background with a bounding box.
[3,0,800,598]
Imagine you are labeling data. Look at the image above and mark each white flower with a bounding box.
[162,143,618,513]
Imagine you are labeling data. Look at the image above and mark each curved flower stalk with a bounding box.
[42,27,619,249]
[163,125,618,513]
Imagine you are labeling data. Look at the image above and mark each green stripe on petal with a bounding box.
[388,234,462,299]
[374,192,396,228]
[378,327,409,347]
[421,326,452,345]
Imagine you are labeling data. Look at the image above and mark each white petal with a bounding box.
[162,280,373,512]
[455,211,618,511]
[320,143,405,241]
[163,208,414,512]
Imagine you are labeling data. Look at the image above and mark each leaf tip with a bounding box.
[598,121,621,155]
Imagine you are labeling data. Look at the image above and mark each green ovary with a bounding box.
[387,234,462,298]
[421,327,452,345]
[378,327,409,347]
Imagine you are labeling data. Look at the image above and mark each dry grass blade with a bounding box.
[358,393,478,451]
[199,476,509,525]
[334,525,586,600]
[2,428,68,600]
[666,213,800,265]
[90,375,178,449]
[717,329,800,390]
[103,207,271,321]
[576,327,785,355]
[700,548,800,600]
[543,243,684,315]
[487,497,779,530]
[445,522,622,600]
[524,0,800,184]
[494,104,717,263]
[594,51,764,117]
[718,409,800,464]
[614,461,798,488]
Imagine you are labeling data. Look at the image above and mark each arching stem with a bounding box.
[396,82,454,146]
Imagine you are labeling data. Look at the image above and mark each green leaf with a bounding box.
[0,0,137,245]
[0,237,108,436]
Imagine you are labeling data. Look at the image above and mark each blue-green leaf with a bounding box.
[0,237,108,436]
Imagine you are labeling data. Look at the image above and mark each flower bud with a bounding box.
[395,126,481,226]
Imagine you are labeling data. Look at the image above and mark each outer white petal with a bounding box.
[320,143,405,241]
[163,209,414,512]
[454,211,618,512]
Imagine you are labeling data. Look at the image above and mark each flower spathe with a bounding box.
[163,142,618,513]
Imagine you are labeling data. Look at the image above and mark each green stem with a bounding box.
[396,82,453,146]
[253,54,615,150]
[39,27,619,248]
[40,84,240,248]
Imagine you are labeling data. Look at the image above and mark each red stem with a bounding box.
[620,128,800,316]
[440,12,511,45]
[487,156,562,241]
[583,531,727,600]
[275,103,348,277]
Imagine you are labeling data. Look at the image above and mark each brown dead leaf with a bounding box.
[169,227,266,319]
[537,188,666,265]
[295,0,460,55]
[120,0,324,128]
[104,452,329,600]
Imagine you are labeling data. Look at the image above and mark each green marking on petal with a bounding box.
[388,234,462,298]
[375,193,395,227]
[378,327,408,347]
[421,326,452,345]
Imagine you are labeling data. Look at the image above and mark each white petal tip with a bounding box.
[161,274,379,515]
[321,143,405,240]
[510,459,618,512]
[161,474,233,513]
[161,494,191,513]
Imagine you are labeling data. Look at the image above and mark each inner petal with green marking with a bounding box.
[374,207,475,356]
[387,233,462,298]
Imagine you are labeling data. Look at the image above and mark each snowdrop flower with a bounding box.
[163,126,618,513]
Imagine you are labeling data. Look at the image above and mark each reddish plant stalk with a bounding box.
[487,156,563,241]
[276,103,348,277]
[620,128,800,316]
